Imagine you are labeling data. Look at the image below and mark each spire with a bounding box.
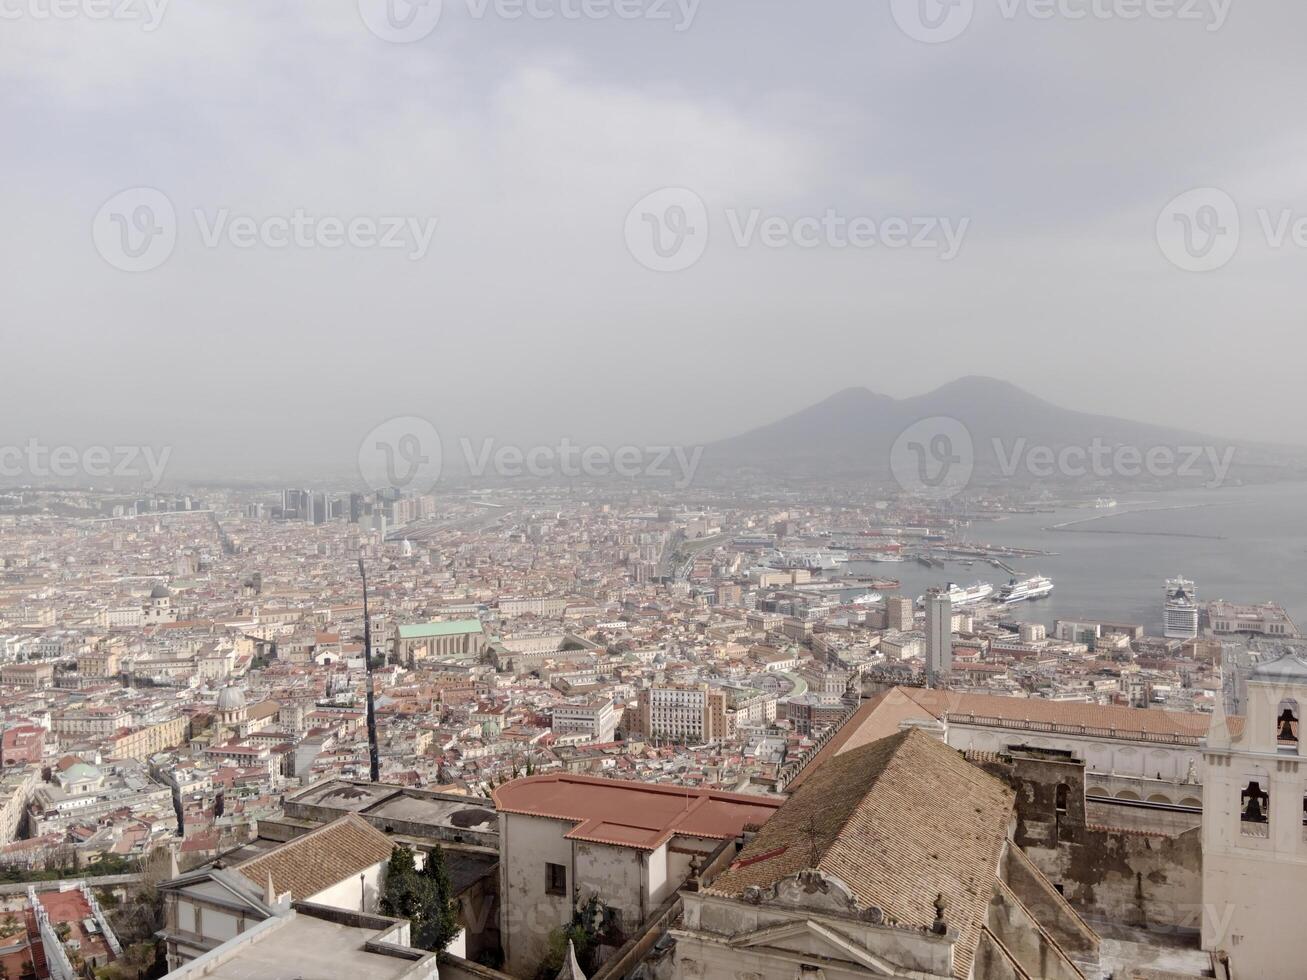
[265,871,276,907]
[1207,693,1231,750]
[556,939,587,980]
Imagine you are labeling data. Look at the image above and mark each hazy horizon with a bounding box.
[5,1,1306,479]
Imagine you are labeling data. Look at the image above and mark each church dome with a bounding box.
[149,583,172,599]
[216,685,246,713]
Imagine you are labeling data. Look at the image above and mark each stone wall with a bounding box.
[977,748,1204,932]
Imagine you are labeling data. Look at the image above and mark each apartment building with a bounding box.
[104,716,188,761]
[51,705,133,739]
[0,662,54,689]
[886,595,915,632]
[498,596,568,618]
[638,684,730,743]
[551,698,617,744]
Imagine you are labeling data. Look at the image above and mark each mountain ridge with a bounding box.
[702,376,1294,480]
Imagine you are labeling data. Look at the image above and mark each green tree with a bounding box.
[418,845,461,952]
[380,845,460,953]
[534,896,603,980]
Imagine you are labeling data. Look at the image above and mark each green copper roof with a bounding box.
[397,620,484,639]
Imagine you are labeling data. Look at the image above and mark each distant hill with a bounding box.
[701,377,1300,484]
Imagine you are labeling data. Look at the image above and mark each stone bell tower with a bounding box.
[1202,651,1307,978]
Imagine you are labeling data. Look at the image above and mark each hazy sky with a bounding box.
[3,0,1305,480]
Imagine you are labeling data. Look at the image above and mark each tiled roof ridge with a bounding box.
[234,812,387,877]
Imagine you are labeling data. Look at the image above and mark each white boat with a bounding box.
[945,581,995,605]
[767,549,847,571]
[916,581,994,607]
[998,575,1055,604]
[1164,576,1199,639]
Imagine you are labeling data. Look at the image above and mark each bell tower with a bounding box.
[1202,652,1307,978]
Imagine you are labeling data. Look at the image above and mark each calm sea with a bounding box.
[845,481,1307,634]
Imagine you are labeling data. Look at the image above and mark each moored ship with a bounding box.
[998,575,1055,604]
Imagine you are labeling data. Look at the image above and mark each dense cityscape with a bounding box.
[9,0,1307,976]
[0,466,1301,977]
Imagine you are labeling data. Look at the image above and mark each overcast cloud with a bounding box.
[2,0,1304,481]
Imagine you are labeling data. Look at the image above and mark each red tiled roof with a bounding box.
[492,773,782,850]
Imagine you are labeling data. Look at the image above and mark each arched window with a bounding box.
[1277,699,1299,751]
[1055,784,1069,815]
[1241,780,1270,837]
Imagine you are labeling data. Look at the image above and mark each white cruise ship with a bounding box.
[998,575,1055,604]
[767,549,847,571]
[918,581,995,606]
[1164,576,1199,639]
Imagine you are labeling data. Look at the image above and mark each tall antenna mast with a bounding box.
[358,558,381,783]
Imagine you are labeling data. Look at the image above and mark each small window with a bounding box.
[1055,784,1069,815]
[545,863,567,896]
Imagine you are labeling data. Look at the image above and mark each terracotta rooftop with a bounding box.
[235,813,395,901]
[492,773,782,851]
[709,729,1015,980]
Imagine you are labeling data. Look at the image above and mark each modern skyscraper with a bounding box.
[925,589,953,683]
